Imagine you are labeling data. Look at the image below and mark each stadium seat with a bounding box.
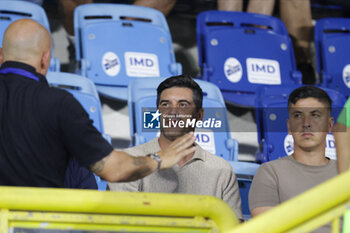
[46,72,109,190]
[196,11,302,107]
[128,77,260,219]
[73,4,181,100]
[255,85,347,163]
[0,0,60,71]
[315,18,350,97]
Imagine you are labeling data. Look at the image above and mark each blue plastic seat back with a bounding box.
[197,11,301,107]
[74,3,170,62]
[128,77,238,161]
[0,0,60,71]
[255,85,347,163]
[0,0,50,35]
[74,4,180,100]
[81,21,177,84]
[315,18,350,97]
[46,72,104,135]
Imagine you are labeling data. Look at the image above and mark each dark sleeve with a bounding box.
[64,157,98,189]
[59,94,113,168]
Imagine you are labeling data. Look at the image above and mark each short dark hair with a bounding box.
[157,75,203,111]
[288,86,332,112]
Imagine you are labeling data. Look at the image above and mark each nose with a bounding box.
[161,105,178,117]
[302,116,312,129]
[168,106,178,115]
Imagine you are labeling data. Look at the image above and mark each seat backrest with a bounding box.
[255,85,347,163]
[0,0,50,34]
[196,11,301,107]
[74,4,180,100]
[74,3,170,61]
[128,77,238,161]
[0,0,59,71]
[229,160,260,220]
[315,18,350,97]
[46,72,104,134]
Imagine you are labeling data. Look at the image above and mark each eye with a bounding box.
[159,102,169,107]
[312,113,320,118]
[179,102,189,108]
[293,113,301,118]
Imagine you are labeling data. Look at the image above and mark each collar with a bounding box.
[0,61,48,84]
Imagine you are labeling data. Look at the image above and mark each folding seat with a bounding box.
[74,4,181,100]
[0,0,60,71]
[197,11,302,107]
[128,77,260,220]
[46,72,109,190]
[255,85,347,163]
[315,18,350,97]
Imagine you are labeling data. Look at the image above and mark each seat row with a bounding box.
[1,1,349,102]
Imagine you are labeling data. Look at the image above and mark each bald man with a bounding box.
[0,19,195,187]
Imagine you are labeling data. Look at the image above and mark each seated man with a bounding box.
[109,75,243,220]
[249,86,337,231]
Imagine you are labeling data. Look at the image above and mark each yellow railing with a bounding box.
[2,171,350,232]
[229,170,350,233]
[0,186,239,233]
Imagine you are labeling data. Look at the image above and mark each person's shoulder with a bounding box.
[198,147,233,170]
[34,85,78,115]
[264,155,293,166]
[327,159,338,169]
[38,84,74,103]
[123,139,159,156]
[45,85,73,98]
[256,156,293,173]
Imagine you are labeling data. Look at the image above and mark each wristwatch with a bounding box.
[147,153,162,170]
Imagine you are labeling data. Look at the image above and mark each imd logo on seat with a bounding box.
[247,58,281,85]
[125,52,160,77]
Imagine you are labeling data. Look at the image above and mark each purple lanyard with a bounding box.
[0,68,39,82]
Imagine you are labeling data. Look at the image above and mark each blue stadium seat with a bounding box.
[73,4,181,100]
[47,72,104,134]
[46,72,109,190]
[255,85,347,163]
[315,18,350,97]
[196,11,302,107]
[128,77,260,219]
[0,0,60,71]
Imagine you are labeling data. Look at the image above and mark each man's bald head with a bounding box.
[1,19,52,75]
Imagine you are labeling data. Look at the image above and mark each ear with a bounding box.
[328,117,334,133]
[0,48,4,65]
[196,108,204,121]
[40,50,51,75]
